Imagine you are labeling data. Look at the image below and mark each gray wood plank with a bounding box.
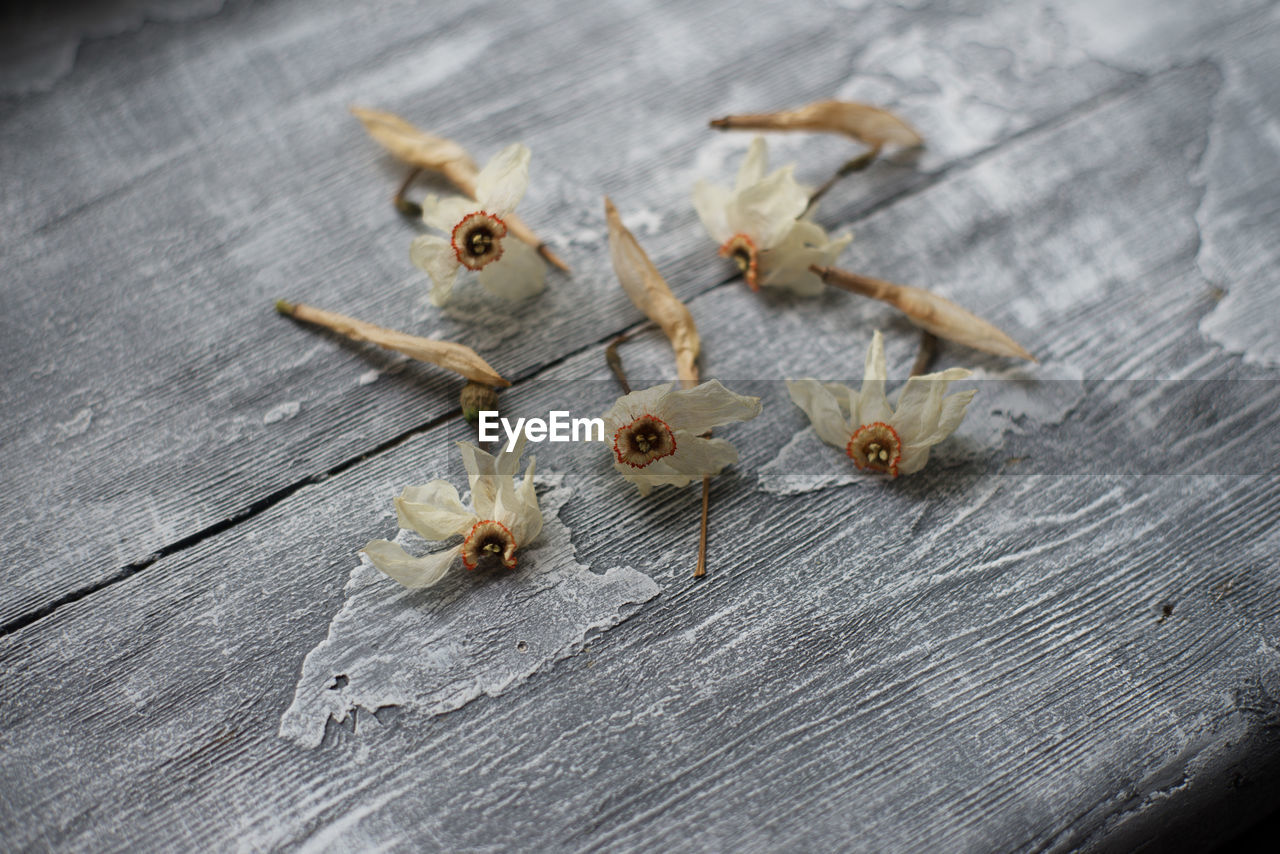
[2,0,1268,627]
[3,56,1278,851]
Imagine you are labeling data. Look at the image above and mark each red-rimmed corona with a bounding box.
[846,421,902,477]
[361,437,542,589]
[460,519,518,570]
[787,330,977,478]
[719,234,760,290]
[450,210,507,270]
[613,414,678,468]
[409,142,547,306]
[601,380,762,496]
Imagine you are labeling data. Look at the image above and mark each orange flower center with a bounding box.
[847,421,902,477]
[461,519,518,570]
[451,211,507,271]
[613,414,677,468]
[719,233,760,291]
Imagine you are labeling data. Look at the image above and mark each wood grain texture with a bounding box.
[2,0,1269,625]
[3,0,1280,851]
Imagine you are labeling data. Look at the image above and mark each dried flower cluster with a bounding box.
[276,96,1039,591]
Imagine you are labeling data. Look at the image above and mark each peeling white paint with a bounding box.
[279,475,660,748]
[263,401,302,424]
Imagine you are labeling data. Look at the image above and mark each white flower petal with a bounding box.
[615,435,739,493]
[855,330,893,425]
[896,445,934,476]
[410,234,460,306]
[659,379,762,433]
[759,221,850,296]
[662,435,740,478]
[510,455,543,544]
[395,481,477,541]
[821,381,856,421]
[786,379,853,449]
[726,166,809,248]
[477,237,546,300]
[735,137,769,191]
[474,143,530,216]
[892,368,973,445]
[458,437,532,519]
[601,383,676,434]
[422,194,474,233]
[692,180,733,244]
[362,540,459,588]
[457,441,500,517]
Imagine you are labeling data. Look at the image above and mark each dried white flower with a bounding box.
[362,438,541,588]
[693,137,850,295]
[410,143,547,306]
[602,380,761,495]
[787,331,975,477]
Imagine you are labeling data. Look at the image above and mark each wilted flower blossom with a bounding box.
[693,137,850,296]
[362,438,541,588]
[410,143,546,306]
[787,331,975,477]
[602,380,762,495]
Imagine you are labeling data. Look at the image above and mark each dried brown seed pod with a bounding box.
[810,266,1035,362]
[275,300,511,387]
[603,196,701,388]
[710,99,923,150]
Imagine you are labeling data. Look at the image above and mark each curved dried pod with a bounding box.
[351,106,569,273]
[810,265,1035,363]
[275,300,510,388]
[710,99,923,150]
[604,197,701,388]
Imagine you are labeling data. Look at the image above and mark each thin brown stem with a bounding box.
[605,332,634,394]
[806,145,882,212]
[537,243,572,274]
[393,167,424,218]
[910,330,939,377]
[694,475,710,578]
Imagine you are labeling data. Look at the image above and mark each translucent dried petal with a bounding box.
[658,379,763,434]
[361,540,460,589]
[474,143,531,216]
[395,481,475,541]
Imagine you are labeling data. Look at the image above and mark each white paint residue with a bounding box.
[279,476,661,748]
[54,407,93,440]
[621,207,664,236]
[756,427,877,496]
[758,361,1085,495]
[1196,58,1280,367]
[263,401,301,424]
[357,369,380,386]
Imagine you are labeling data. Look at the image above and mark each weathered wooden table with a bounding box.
[4,0,1280,850]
